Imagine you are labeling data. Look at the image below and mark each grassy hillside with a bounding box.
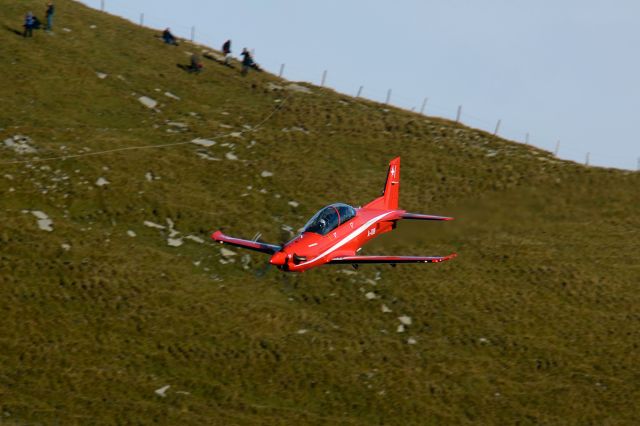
[1,1,639,424]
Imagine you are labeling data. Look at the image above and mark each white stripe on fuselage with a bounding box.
[297,211,393,267]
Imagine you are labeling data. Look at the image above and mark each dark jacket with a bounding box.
[241,51,253,66]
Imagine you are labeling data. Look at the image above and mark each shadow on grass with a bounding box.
[4,25,24,36]
[177,63,201,74]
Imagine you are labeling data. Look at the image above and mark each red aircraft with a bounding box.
[212,157,456,272]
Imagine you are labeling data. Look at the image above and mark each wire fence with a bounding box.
[76,0,638,171]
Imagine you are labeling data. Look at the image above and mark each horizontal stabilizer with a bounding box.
[401,213,454,221]
[328,254,457,264]
[211,230,281,255]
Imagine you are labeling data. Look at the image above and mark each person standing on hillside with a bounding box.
[240,48,253,76]
[23,12,34,37]
[222,39,232,66]
[45,2,55,31]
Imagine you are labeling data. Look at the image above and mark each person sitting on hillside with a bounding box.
[32,15,42,30]
[222,39,232,66]
[162,28,178,45]
[188,53,203,73]
[23,12,35,37]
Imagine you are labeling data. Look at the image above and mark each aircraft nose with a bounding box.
[270,251,287,266]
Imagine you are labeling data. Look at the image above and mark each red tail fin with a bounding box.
[364,157,400,210]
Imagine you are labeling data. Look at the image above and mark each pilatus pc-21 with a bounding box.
[212,157,456,272]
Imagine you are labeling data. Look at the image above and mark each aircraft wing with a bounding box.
[328,254,457,264]
[211,230,282,255]
[401,213,454,221]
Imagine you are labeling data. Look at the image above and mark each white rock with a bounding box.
[145,172,153,182]
[191,138,216,147]
[266,82,283,91]
[398,315,412,326]
[397,324,405,333]
[32,211,48,220]
[138,96,158,109]
[281,225,293,233]
[260,171,273,178]
[286,84,312,94]
[381,304,392,313]
[185,235,205,243]
[62,27,71,32]
[229,132,242,138]
[31,211,53,231]
[143,221,165,230]
[167,238,183,247]
[89,25,97,29]
[288,201,299,208]
[164,92,181,100]
[225,152,238,161]
[196,152,221,161]
[95,177,110,187]
[407,337,417,345]
[220,248,236,257]
[155,385,170,397]
[365,292,377,300]
[61,243,71,251]
[4,136,36,154]
[296,329,309,334]
[127,230,136,237]
[96,72,108,79]
[167,122,188,129]
[478,337,490,344]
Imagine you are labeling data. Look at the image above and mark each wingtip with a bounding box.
[211,230,224,241]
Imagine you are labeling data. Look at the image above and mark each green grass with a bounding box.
[1,1,639,424]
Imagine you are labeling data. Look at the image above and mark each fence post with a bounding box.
[279,64,285,78]
[585,152,590,166]
[525,132,530,145]
[456,105,462,123]
[494,119,501,136]
[100,0,105,11]
[190,26,195,42]
[139,13,144,26]
[356,86,363,98]
[321,70,327,87]
[554,140,560,156]
[385,89,392,105]
[420,97,428,115]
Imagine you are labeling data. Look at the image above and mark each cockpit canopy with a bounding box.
[302,203,357,236]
